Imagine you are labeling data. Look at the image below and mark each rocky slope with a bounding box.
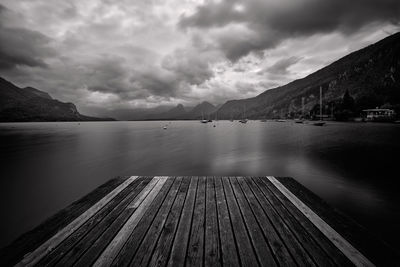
[216,32,400,119]
[0,77,114,122]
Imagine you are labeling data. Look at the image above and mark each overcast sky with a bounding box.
[0,0,399,116]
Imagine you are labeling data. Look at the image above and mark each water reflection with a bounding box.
[0,121,399,251]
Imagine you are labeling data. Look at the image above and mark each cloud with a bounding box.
[180,0,400,60]
[0,4,55,70]
[162,47,216,85]
[266,56,303,75]
[0,0,399,119]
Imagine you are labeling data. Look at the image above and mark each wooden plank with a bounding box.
[244,177,316,267]
[36,176,147,266]
[222,177,258,266]
[186,176,206,267]
[214,177,240,267]
[93,176,168,267]
[0,177,127,267]
[130,177,184,266]
[204,176,221,267]
[252,176,336,266]
[3,176,386,267]
[267,176,375,267]
[54,177,152,266]
[167,177,199,267]
[257,177,353,266]
[236,177,298,267]
[16,176,140,267]
[109,177,175,266]
[148,177,191,267]
[276,176,398,266]
[73,177,152,266]
[230,177,277,266]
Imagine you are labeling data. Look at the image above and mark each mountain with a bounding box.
[146,104,187,120]
[187,101,217,119]
[0,77,114,122]
[216,32,400,119]
[162,104,187,119]
[142,101,217,120]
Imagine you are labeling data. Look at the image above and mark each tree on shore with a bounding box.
[335,89,356,121]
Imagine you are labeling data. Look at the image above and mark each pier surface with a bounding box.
[0,176,397,266]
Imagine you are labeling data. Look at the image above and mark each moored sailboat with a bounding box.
[239,105,248,123]
[313,87,326,126]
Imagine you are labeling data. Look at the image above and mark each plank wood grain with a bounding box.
[230,177,277,266]
[167,177,199,267]
[3,176,387,267]
[110,177,175,266]
[259,177,352,266]
[93,176,167,267]
[237,177,297,267]
[130,177,183,266]
[267,176,375,267]
[204,176,221,267]
[244,177,316,267]
[56,177,151,266]
[222,177,258,267]
[148,177,191,267]
[16,176,140,267]
[214,177,240,267]
[37,177,146,266]
[186,176,206,267]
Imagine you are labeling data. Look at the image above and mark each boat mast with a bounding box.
[301,97,305,118]
[319,86,323,121]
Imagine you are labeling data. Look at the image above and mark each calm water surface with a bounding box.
[1,121,399,250]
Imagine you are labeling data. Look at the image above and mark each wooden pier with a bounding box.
[0,176,397,266]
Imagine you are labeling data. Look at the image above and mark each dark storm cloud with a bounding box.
[162,48,214,85]
[84,50,213,100]
[180,0,400,60]
[130,70,180,98]
[0,4,55,70]
[86,56,130,94]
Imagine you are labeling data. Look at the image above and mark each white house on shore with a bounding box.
[362,108,395,122]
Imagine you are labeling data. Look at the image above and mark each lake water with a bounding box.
[0,121,399,251]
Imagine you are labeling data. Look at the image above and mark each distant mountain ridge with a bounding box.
[216,32,400,119]
[142,101,217,120]
[0,77,114,122]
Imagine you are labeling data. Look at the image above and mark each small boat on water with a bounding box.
[276,119,286,122]
[239,119,248,123]
[201,111,208,123]
[294,119,304,123]
[163,126,167,129]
